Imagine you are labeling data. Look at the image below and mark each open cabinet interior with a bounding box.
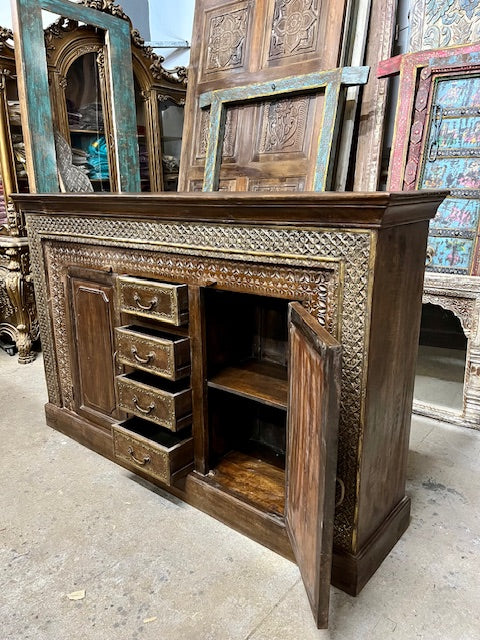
[204,289,290,516]
[65,51,111,191]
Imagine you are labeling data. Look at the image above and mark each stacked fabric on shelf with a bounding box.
[88,136,109,180]
[66,100,82,128]
[11,134,27,178]
[7,100,22,126]
[79,102,104,130]
[71,147,91,176]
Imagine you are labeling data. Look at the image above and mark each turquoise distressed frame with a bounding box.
[199,66,369,192]
[11,0,140,192]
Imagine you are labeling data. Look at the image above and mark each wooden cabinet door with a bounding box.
[286,301,341,629]
[179,0,348,192]
[68,269,120,428]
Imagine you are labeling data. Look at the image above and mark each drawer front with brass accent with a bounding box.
[117,276,188,325]
[115,325,191,380]
[112,417,193,485]
[116,372,192,431]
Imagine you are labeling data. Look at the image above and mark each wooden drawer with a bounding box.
[117,276,188,325]
[115,325,190,380]
[116,371,192,431]
[112,417,193,485]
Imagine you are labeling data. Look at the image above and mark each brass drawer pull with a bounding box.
[131,346,155,365]
[133,291,158,311]
[127,446,151,466]
[132,395,155,415]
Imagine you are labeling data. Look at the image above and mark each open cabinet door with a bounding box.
[286,302,341,629]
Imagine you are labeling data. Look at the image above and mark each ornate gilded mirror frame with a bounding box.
[10,0,140,192]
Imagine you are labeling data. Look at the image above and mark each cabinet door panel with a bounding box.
[286,301,341,629]
[69,273,118,427]
[179,0,348,192]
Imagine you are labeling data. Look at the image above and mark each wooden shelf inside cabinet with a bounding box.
[208,360,288,410]
[207,451,285,516]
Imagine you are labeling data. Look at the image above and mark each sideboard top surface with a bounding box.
[12,191,447,230]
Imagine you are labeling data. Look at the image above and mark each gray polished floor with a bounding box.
[1,348,479,640]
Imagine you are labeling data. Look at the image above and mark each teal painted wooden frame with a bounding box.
[199,66,369,192]
[11,0,140,192]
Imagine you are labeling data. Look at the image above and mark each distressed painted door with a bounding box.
[418,73,480,275]
[286,301,341,629]
[179,0,349,192]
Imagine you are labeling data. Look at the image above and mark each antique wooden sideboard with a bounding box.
[13,190,444,627]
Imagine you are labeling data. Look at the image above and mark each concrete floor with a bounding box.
[1,348,480,640]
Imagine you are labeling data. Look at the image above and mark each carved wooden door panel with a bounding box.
[68,268,120,428]
[179,0,349,192]
[286,302,341,629]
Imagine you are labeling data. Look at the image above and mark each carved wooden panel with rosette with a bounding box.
[179,0,349,192]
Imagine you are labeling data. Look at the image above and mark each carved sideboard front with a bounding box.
[13,191,444,626]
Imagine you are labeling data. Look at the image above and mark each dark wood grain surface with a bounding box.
[208,360,288,409]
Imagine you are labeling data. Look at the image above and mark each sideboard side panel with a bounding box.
[358,220,430,548]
